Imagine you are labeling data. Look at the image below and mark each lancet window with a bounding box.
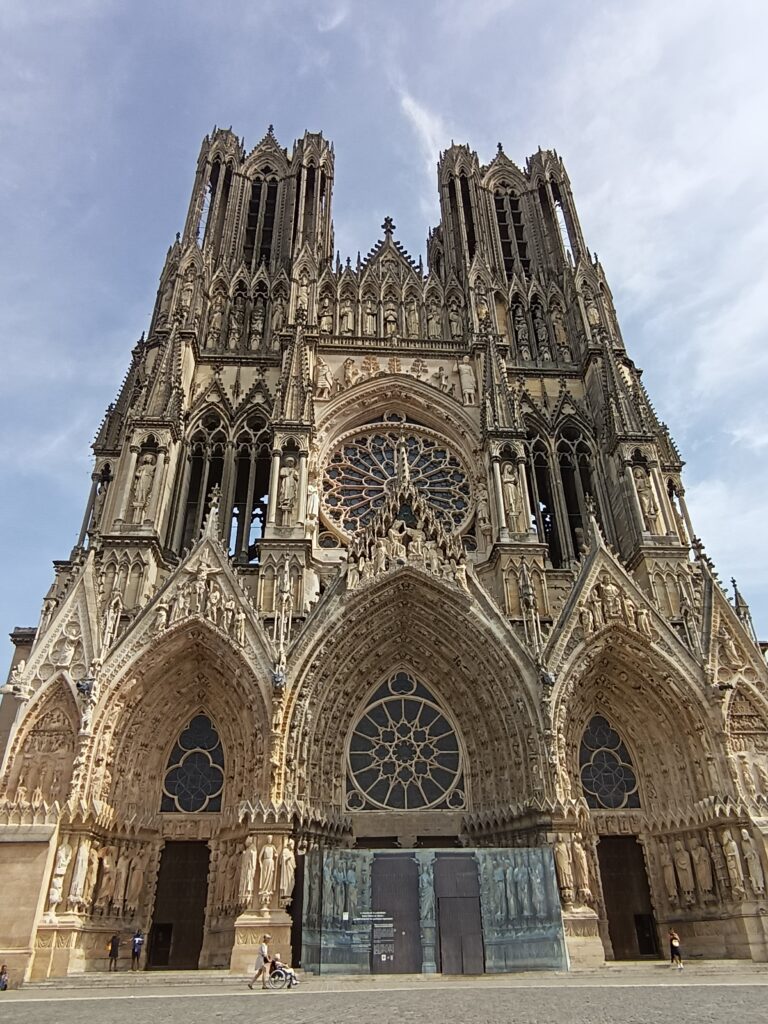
[579,714,640,810]
[161,713,224,813]
[557,425,595,555]
[494,183,530,278]
[243,169,279,270]
[346,671,465,812]
[181,413,227,550]
[525,425,598,567]
[229,416,271,563]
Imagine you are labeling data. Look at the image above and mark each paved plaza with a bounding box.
[2,969,768,1024]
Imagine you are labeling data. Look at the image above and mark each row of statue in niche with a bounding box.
[191,286,582,366]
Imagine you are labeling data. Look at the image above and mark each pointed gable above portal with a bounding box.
[360,217,423,286]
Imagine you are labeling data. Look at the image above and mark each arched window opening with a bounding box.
[211,164,233,258]
[182,413,226,550]
[525,433,562,567]
[303,164,316,243]
[346,671,465,812]
[229,416,272,564]
[197,159,220,243]
[579,714,641,810]
[447,178,463,269]
[243,172,280,271]
[161,713,224,813]
[550,179,575,263]
[292,166,303,248]
[537,181,559,264]
[459,174,476,260]
[558,426,594,556]
[494,184,530,278]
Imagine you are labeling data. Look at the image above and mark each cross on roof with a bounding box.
[382,216,395,239]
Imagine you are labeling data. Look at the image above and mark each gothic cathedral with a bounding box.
[2,126,768,981]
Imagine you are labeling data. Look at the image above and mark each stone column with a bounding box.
[76,473,100,548]
[491,456,509,541]
[114,446,139,524]
[296,452,308,526]
[146,449,167,525]
[266,450,282,527]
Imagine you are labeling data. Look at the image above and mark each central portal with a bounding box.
[148,841,210,969]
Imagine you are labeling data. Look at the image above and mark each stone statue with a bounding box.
[318,296,333,334]
[67,840,90,907]
[532,307,552,360]
[474,284,491,329]
[721,829,746,897]
[102,593,123,650]
[234,608,246,646]
[278,457,299,525]
[94,845,117,909]
[279,839,297,902]
[339,297,354,334]
[690,836,714,897]
[475,484,491,532]
[740,828,765,896]
[249,295,266,348]
[258,835,277,900]
[600,576,623,620]
[206,292,225,348]
[554,838,573,901]
[384,304,398,337]
[673,839,695,904]
[448,299,463,338]
[228,293,245,349]
[125,848,148,913]
[426,301,441,339]
[513,304,531,360]
[131,454,156,523]
[271,294,286,334]
[501,463,520,529]
[633,466,660,533]
[314,356,335,399]
[405,298,419,338]
[456,355,477,406]
[571,837,592,903]
[54,839,73,880]
[113,846,131,910]
[579,602,595,635]
[363,298,377,335]
[659,842,678,903]
[179,267,195,312]
[306,481,320,528]
[551,306,571,361]
[238,836,258,906]
[636,606,653,638]
[297,273,309,312]
[342,357,359,388]
[718,627,742,670]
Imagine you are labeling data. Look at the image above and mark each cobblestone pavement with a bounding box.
[3,976,768,1024]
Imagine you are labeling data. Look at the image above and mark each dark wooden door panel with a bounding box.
[371,854,421,973]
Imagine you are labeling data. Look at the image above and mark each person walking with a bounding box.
[247,933,272,990]
[108,933,120,971]
[0,964,9,990]
[131,930,144,971]
[669,929,683,969]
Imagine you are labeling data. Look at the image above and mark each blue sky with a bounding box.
[2,0,768,661]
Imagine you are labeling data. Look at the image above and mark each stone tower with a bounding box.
[2,126,768,981]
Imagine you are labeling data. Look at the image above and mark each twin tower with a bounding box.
[2,125,767,980]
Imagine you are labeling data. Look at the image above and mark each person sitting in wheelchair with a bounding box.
[271,952,299,988]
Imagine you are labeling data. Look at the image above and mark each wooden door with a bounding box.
[370,854,422,973]
[435,854,484,974]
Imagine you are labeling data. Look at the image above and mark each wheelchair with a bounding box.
[266,962,296,990]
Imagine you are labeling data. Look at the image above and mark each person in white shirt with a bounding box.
[248,933,272,990]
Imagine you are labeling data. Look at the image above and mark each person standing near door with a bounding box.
[247,933,272,990]
[668,929,683,969]
[107,933,120,971]
[131,930,144,971]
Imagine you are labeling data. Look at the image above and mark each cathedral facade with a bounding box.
[2,125,768,981]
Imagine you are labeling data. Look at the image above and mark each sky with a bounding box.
[1,0,767,662]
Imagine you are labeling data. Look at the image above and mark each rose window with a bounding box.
[161,713,225,813]
[579,714,640,810]
[322,428,471,536]
[346,671,465,811]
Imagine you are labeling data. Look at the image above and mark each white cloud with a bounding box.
[315,0,350,32]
